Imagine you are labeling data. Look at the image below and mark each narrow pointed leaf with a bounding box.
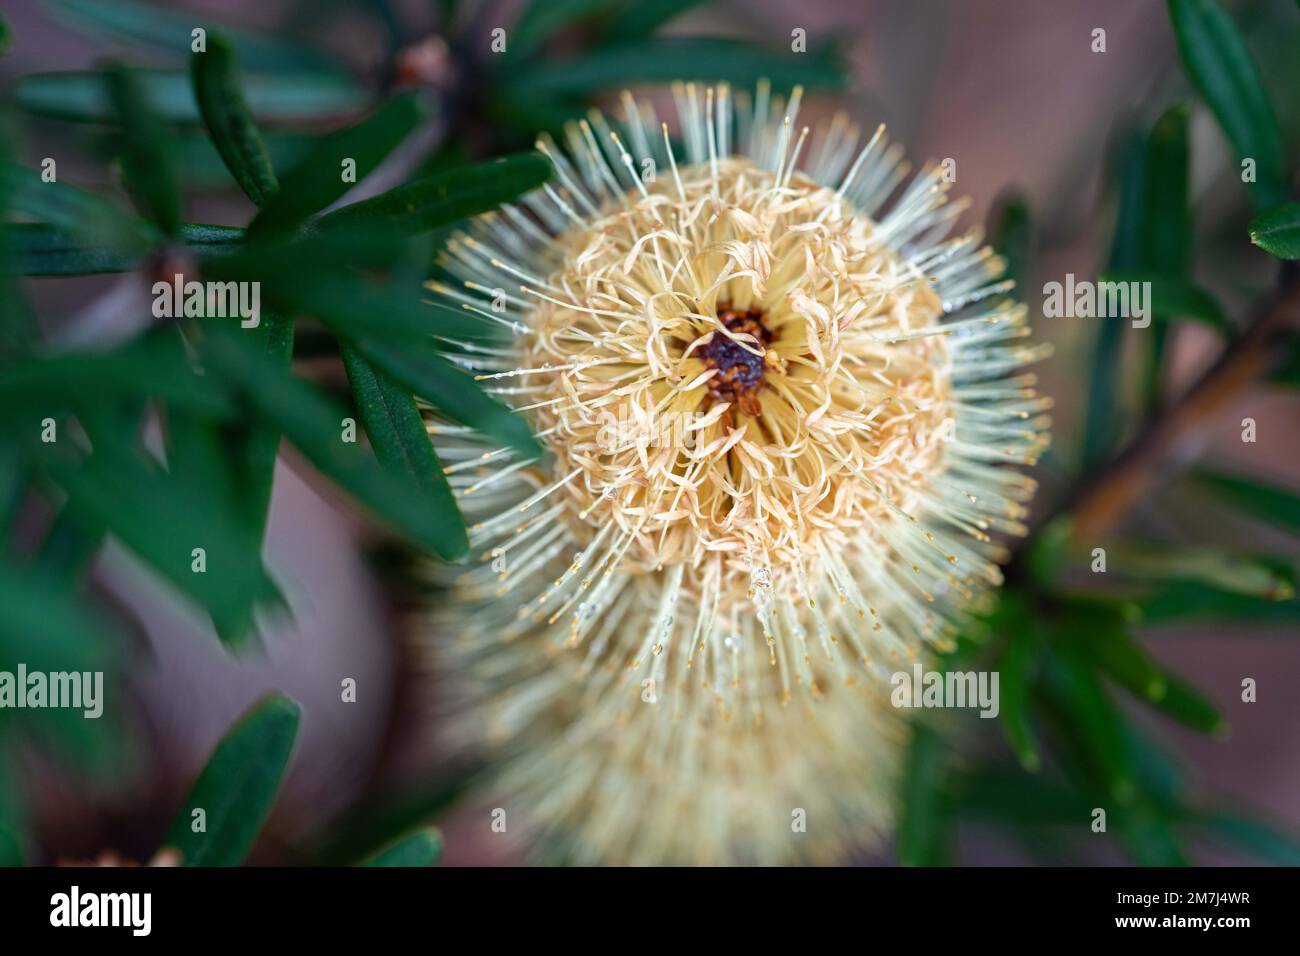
[1194,469,1300,536]
[353,336,542,457]
[1168,0,1287,208]
[106,64,183,236]
[357,827,443,867]
[191,33,280,207]
[342,346,467,561]
[250,92,426,236]
[316,152,553,236]
[17,69,367,124]
[1248,201,1300,259]
[162,694,300,866]
[46,0,340,74]
[201,331,475,556]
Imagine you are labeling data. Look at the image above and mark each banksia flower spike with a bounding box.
[422,81,1050,863]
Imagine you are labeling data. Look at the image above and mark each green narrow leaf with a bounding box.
[1248,201,1300,259]
[0,554,116,674]
[996,617,1041,771]
[46,0,340,74]
[988,193,1031,294]
[1168,0,1287,208]
[17,69,368,124]
[162,694,300,866]
[0,753,26,866]
[191,33,280,207]
[357,827,443,867]
[511,0,619,56]
[200,331,476,556]
[249,91,427,236]
[0,162,154,253]
[316,769,476,865]
[341,346,468,562]
[1065,599,1227,735]
[316,152,553,236]
[1139,104,1191,408]
[105,64,182,236]
[1039,644,1138,805]
[1185,810,1300,865]
[603,0,705,42]
[0,15,10,57]
[897,722,951,866]
[354,336,542,457]
[216,267,494,344]
[1194,469,1300,536]
[1082,131,1144,469]
[1109,539,1294,599]
[1135,580,1300,625]
[1140,104,1191,274]
[4,221,240,276]
[1097,270,1228,332]
[162,324,293,639]
[236,313,294,550]
[0,330,234,418]
[37,442,280,638]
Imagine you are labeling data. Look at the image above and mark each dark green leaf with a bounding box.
[200,331,476,556]
[249,92,426,236]
[17,69,367,124]
[3,221,240,276]
[897,722,951,866]
[1108,539,1294,599]
[503,38,844,97]
[0,554,116,674]
[0,755,25,866]
[1248,201,1300,258]
[191,33,280,208]
[1194,468,1300,536]
[511,0,619,56]
[162,694,300,866]
[46,0,340,74]
[316,152,553,237]
[1099,270,1228,332]
[357,827,443,867]
[354,336,542,457]
[0,331,234,418]
[30,427,280,639]
[0,162,154,254]
[342,346,467,561]
[0,15,10,57]
[1167,0,1287,208]
[603,0,705,42]
[988,193,1030,295]
[995,599,1041,771]
[1140,104,1191,275]
[316,768,476,865]
[1135,580,1300,626]
[1184,810,1300,865]
[105,64,183,235]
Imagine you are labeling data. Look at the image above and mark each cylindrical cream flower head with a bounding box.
[421,82,1049,864]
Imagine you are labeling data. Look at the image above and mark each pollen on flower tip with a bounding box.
[419,80,1050,864]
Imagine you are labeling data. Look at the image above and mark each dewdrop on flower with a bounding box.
[420,81,1050,863]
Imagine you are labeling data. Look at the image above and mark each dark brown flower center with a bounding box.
[697,305,773,417]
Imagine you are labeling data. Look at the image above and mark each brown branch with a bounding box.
[1029,263,1300,552]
